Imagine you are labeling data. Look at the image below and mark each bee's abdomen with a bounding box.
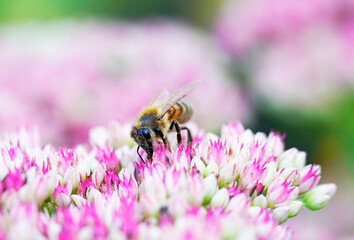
[167,101,193,124]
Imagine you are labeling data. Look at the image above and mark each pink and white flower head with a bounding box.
[0,122,335,238]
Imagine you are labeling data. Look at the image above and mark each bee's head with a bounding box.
[131,127,153,160]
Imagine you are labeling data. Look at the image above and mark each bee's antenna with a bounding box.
[137,146,145,164]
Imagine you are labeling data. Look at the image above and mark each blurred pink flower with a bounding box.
[4,169,24,191]
[214,0,354,106]
[251,28,354,105]
[0,20,250,146]
[214,0,338,55]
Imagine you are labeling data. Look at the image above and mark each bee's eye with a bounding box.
[138,128,151,139]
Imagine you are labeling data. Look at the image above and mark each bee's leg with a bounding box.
[154,128,170,151]
[180,126,192,144]
[154,128,171,165]
[137,146,145,164]
[147,142,154,162]
[169,120,182,145]
[181,126,193,160]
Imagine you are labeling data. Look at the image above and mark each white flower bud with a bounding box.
[77,161,91,179]
[205,162,219,176]
[210,188,229,208]
[272,206,290,224]
[63,166,80,190]
[247,206,261,217]
[168,194,188,217]
[265,133,284,157]
[92,164,106,188]
[47,172,60,195]
[71,194,87,208]
[203,174,218,204]
[35,173,58,203]
[276,168,300,186]
[142,176,167,204]
[239,129,254,147]
[77,226,93,240]
[251,195,267,208]
[288,200,303,218]
[35,178,49,203]
[261,162,277,188]
[86,187,102,203]
[19,185,35,202]
[47,222,61,240]
[254,132,267,145]
[278,148,306,170]
[191,157,206,176]
[219,162,237,188]
[304,193,330,211]
[302,183,336,211]
[307,183,337,198]
[226,194,250,213]
[55,193,71,207]
[25,167,38,183]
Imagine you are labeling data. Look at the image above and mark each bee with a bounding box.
[131,81,199,163]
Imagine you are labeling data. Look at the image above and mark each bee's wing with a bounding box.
[147,88,170,107]
[157,80,200,120]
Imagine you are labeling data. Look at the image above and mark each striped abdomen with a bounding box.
[167,101,193,124]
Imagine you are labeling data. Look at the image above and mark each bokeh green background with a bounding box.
[0,0,221,27]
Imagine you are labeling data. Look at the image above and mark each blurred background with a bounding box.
[0,0,353,239]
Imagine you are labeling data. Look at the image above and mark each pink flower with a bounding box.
[52,182,72,207]
[116,198,139,239]
[227,181,244,197]
[172,145,192,170]
[267,180,299,208]
[299,164,321,194]
[56,208,78,240]
[35,172,58,203]
[4,169,24,191]
[57,148,77,175]
[79,205,108,239]
[118,174,138,201]
[265,132,285,158]
[0,181,3,196]
[215,0,342,55]
[92,164,106,189]
[239,158,267,189]
[77,175,95,197]
[220,121,245,140]
[96,146,120,171]
[206,139,232,168]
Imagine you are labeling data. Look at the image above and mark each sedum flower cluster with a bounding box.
[0,122,336,239]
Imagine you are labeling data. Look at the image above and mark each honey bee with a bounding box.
[131,81,200,163]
